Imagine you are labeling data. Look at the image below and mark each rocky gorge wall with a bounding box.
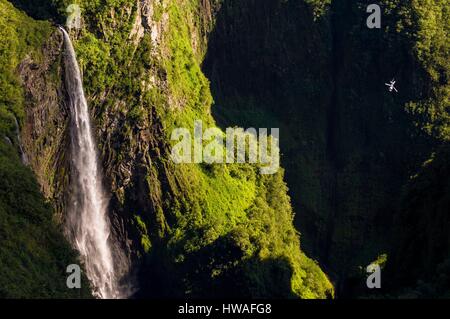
[203,0,450,297]
[1,0,334,298]
[3,0,448,299]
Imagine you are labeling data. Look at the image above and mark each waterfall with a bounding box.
[13,117,28,165]
[60,27,122,299]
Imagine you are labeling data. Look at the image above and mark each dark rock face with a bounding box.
[15,27,166,295]
[0,0,94,297]
[18,30,70,220]
[10,0,448,298]
[13,1,335,299]
[99,103,176,292]
[387,146,450,297]
[16,28,151,293]
[203,0,446,296]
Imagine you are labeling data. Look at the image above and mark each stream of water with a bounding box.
[61,27,121,299]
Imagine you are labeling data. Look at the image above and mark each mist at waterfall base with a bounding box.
[60,28,132,299]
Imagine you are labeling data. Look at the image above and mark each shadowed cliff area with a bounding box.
[1,0,334,298]
[1,0,448,299]
[8,0,58,20]
[203,0,449,297]
[0,0,92,297]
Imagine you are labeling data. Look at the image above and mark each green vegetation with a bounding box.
[304,0,331,20]
[388,146,450,298]
[203,0,450,298]
[0,141,92,298]
[42,0,333,298]
[404,0,450,141]
[385,0,450,297]
[7,0,448,299]
[0,0,52,136]
[134,215,152,253]
[0,0,91,298]
[2,0,448,299]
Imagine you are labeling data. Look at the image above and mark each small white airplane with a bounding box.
[385,79,398,93]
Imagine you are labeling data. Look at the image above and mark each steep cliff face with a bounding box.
[388,145,450,298]
[0,0,91,298]
[3,0,447,299]
[18,30,70,220]
[203,0,449,296]
[1,0,334,298]
[68,0,333,298]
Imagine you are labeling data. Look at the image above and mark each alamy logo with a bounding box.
[170,120,280,174]
[366,4,381,29]
[66,264,81,289]
[66,4,81,30]
[366,263,381,289]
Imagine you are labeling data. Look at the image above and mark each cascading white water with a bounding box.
[60,28,121,299]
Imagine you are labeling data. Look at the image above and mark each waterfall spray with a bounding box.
[60,27,122,299]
